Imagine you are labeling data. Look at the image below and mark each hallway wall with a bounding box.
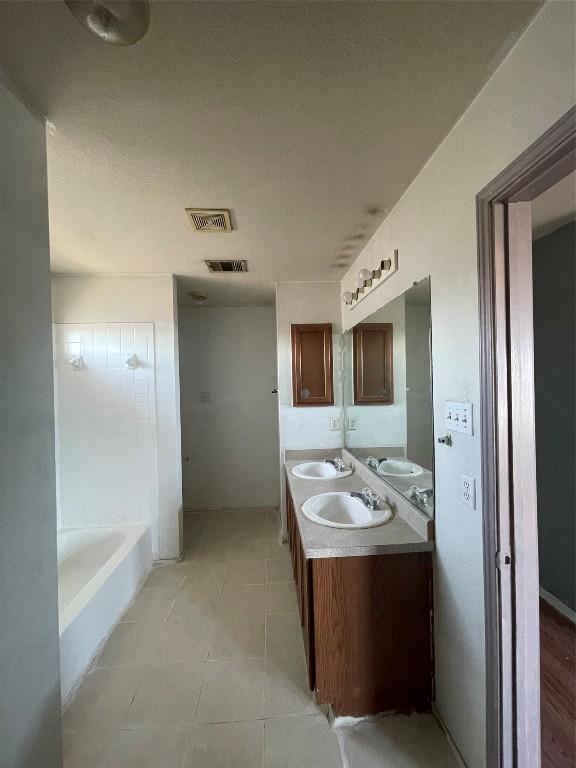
[179,306,280,510]
[339,4,576,766]
[0,77,62,768]
[533,220,576,613]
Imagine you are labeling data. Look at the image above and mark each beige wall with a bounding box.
[179,305,280,510]
[275,282,344,528]
[340,4,576,766]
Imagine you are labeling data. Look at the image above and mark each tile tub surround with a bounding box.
[61,508,342,768]
[285,460,433,559]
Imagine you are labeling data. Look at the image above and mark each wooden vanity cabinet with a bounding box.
[286,483,433,716]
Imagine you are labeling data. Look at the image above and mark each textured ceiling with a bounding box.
[0,0,540,305]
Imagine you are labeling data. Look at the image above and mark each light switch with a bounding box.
[445,400,473,435]
[329,417,341,431]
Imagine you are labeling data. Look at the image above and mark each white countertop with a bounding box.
[285,459,434,559]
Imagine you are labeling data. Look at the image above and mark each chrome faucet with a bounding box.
[325,457,347,472]
[409,485,434,508]
[366,456,388,471]
[350,487,380,510]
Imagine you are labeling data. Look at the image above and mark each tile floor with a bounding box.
[62,509,341,768]
[62,509,460,768]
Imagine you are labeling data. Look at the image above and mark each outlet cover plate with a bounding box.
[461,474,476,509]
[445,400,473,435]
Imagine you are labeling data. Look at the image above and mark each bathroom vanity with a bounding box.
[285,459,434,717]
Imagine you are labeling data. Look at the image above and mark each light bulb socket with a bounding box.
[342,291,354,305]
[380,258,392,271]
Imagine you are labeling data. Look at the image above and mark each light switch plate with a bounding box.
[329,417,341,431]
[461,474,476,509]
[445,400,473,435]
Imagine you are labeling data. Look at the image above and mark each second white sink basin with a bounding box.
[373,458,423,477]
[291,461,353,480]
[301,492,392,529]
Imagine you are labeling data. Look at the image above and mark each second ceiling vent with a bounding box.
[205,260,248,273]
[185,208,233,233]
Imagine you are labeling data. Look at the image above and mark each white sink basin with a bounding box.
[291,461,353,480]
[301,492,392,529]
[373,458,423,477]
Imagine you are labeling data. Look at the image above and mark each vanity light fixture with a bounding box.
[343,250,399,308]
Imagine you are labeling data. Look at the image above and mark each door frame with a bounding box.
[477,106,575,768]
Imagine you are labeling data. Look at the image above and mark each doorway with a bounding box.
[477,108,575,767]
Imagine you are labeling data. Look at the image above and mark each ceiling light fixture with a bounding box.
[64,0,150,46]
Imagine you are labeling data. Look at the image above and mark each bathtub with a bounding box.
[58,525,153,701]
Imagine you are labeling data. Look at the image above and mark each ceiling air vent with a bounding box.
[205,260,248,273]
[185,208,233,232]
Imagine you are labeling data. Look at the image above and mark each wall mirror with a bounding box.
[342,277,434,516]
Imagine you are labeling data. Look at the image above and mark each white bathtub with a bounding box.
[58,525,153,701]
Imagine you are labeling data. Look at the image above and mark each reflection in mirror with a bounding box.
[343,277,434,516]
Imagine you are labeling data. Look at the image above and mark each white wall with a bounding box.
[52,275,183,559]
[276,282,343,527]
[179,306,280,509]
[340,4,576,765]
[53,323,159,552]
[0,78,62,768]
[343,295,407,450]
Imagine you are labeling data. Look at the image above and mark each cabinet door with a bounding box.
[353,323,393,404]
[291,323,334,406]
[286,483,315,691]
[313,553,432,715]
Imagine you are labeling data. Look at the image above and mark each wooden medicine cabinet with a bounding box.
[291,323,334,406]
[353,323,393,405]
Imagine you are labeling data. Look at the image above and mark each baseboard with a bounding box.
[183,506,279,515]
[431,704,468,767]
[540,587,576,623]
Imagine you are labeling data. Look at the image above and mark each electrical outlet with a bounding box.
[461,474,476,509]
[445,401,473,435]
[346,416,357,431]
[329,417,341,431]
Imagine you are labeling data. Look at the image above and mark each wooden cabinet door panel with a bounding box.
[291,323,334,406]
[353,323,393,404]
[312,553,432,715]
[286,482,315,690]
